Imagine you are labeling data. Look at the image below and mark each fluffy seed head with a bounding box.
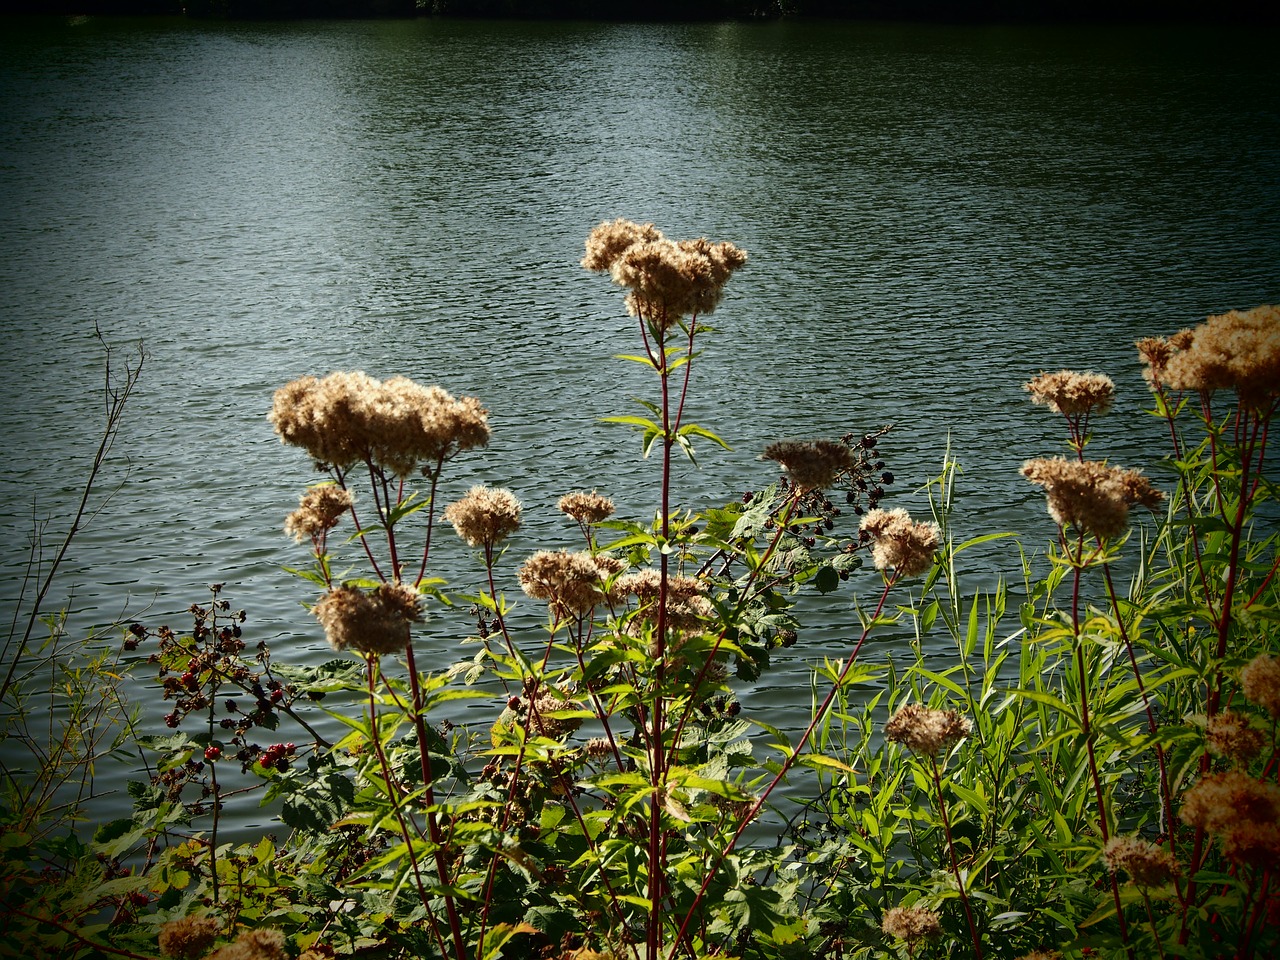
[558,490,616,526]
[762,439,854,492]
[206,929,288,960]
[1180,770,1280,869]
[284,484,354,542]
[269,372,489,476]
[1241,653,1280,720]
[1025,370,1116,416]
[859,508,940,578]
[885,702,972,757]
[1103,835,1179,887]
[1021,457,1163,540]
[582,219,747,328]
[1204,710,1265,763]
[159,916,221,960]
[881,905,942,944]
[443,486,522,548]
[1139,305,1280,407]
[518,550,606,620]
[312,582,422,657]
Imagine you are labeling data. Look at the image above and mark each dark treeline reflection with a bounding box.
[9,0,1272,23]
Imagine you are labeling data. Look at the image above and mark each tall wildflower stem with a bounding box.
[1099,562,1177,847]
[673,576,895,950]
[1066,539,1133,954]
[927,754,982,960]
[645,313,674,960]
[364,656,448,959]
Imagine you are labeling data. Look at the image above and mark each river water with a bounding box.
[1,15,1277,829]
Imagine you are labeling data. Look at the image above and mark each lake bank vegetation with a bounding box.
[1,222,1277,960]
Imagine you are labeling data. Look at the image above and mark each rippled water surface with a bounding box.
[2,15,1277,827]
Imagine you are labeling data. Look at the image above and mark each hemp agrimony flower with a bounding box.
[284,483,353,542]
[1103,835,1179,887]
[881,905,942,946]
[312,582,422,657]
[1138,303,1280,407]
[1020,457,1162,540]
[762,439,854,492]
[859,507,940,578]
[443,485,522,549]
[885,702,972,757]
[1241,653,1280,720]
[269,371,489,476]
[1025,369,1116,416]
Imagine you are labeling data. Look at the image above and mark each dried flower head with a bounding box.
[527,689,586,739]
[1014,952,1062,960]
[269,372,489,476]
[582,219,747,328]
[443,486,522,548]
[1204,710,1265,763]
[312,582,421,656]
[1180,770,1280,869]
[159,916,221,960]
[1021,458,1163,540]
[518,550,605,620]
[1025,370,1116,416]
[1241,653,1280,720]
[618,569,714,632]
[859,508,940,578]
[558,490,616,526]
[885,702,972,757]
[762,439,854,492]
[881,905,942,944]
[1103,835,1179,887]
[206,929,288,960]
[284,484,354,542]
[1139,305,1280,407]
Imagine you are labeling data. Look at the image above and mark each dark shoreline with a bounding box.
[6,1,1276,26]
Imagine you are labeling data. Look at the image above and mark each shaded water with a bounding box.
[1,15,1277,827]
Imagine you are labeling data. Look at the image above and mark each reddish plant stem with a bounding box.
[928,755,983,960]
[365,656,449,958]
[672,576,895,950]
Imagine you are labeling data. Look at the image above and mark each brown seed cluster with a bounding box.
[312,582,422,657]
[206,929,288,960]
[859,508,940,578]
[518,550,611,620]
[284,484,354,542]
[885,703,972,757]
[1204,710,1265,763]
[762,439,854,492]
[880,905,942,944]
[159,916,221,960]
[617,568,714,633]
[1180,770,1280,869]
[269,372,489,476]
[1021,457,1163,540]
[443,485,522,548]
[1137,304,1280,408]
[1241,653,1280,720]
[582,218,747,328]
[558,490,616,526]
[1103,835,1179,887]
[1025,369,1116,417]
